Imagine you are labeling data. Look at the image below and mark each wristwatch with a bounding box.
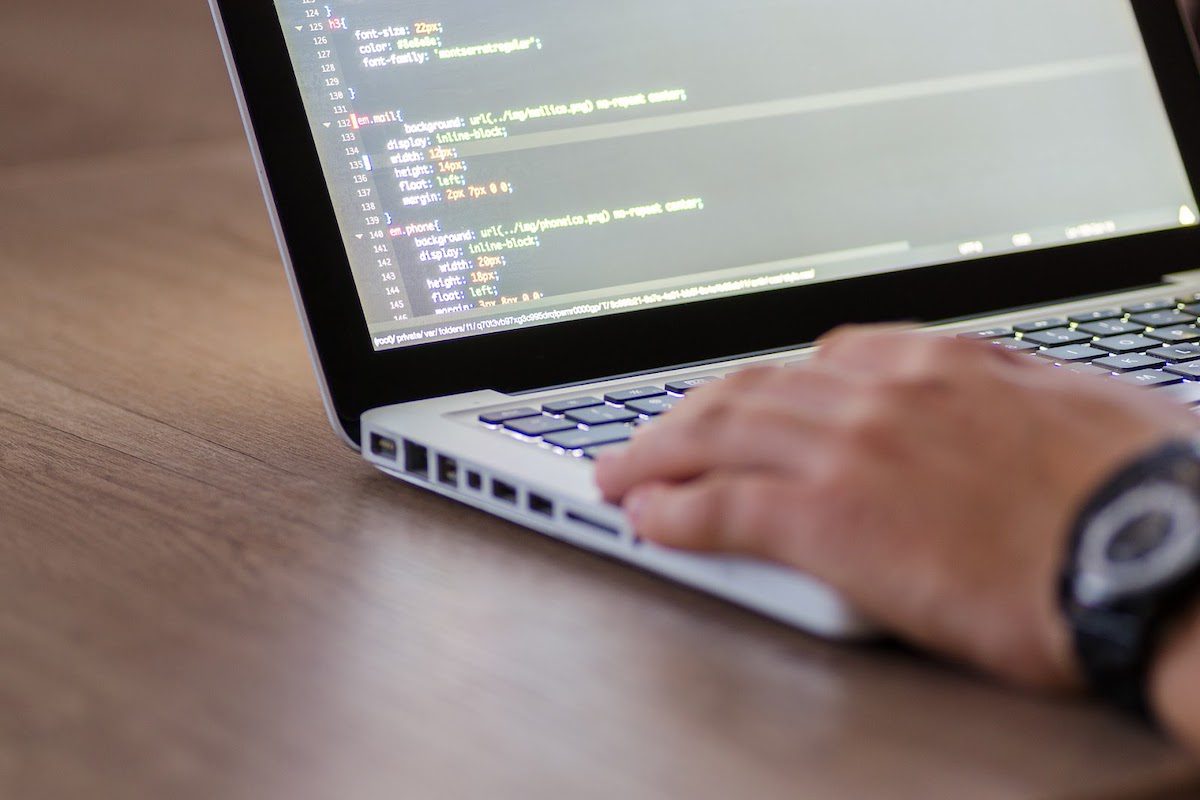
[1060,440,1200,720]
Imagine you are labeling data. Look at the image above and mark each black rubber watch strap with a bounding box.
[1060,439,1200,722]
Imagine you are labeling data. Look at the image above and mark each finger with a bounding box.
[667,362,860,429]
[595,378,853,501]
[624,473,803,561]
[815,323,916,364]
[817,326,1014,378]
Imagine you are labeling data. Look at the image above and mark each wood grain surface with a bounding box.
[3,3,1200,798]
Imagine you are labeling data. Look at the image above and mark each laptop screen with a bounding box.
[272,1,1197,352]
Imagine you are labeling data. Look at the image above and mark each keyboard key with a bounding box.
[1022,328,1092,347]
[626,395,682,416]
[1060,362,1109,376]
[544,423,634,450]
[1094,353,1167,372]
[1183,304,1200,316]
[1013,318,1068,334]
[1068,309,1122,324]
[991,338,1039,352]
[1076,319,1143,337]
[543,396,603,415]
[1036,344,1107,362]
[1116,370,1183,388]
[479,407,541,426]
[1146,326,1200,344]
[1147,344,1200,363]
[1178,293,1200,306]
[582,442,627,460]
[1092,334,1159,354]
[1157,381,1200,406]
[504,415,581,437]
[1165,361,1200,379]
[1130,310,1196,328]
[958,327,1012,341]
[1123,299,1176,314]
[604,386,666,405]
[665,376,720,394]
[566,406,640,426]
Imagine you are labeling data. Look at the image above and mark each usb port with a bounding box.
[370,433,397,461]
[437,455,459,486]
[528,493,554,517]
[403,440,429,478]
[492,479,518,504]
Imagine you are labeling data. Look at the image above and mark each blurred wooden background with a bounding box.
[3,2,1200,799]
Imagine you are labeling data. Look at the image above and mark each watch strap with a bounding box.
[1061,439,1200,721]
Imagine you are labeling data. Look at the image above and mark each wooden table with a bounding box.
[3,4,1199,798]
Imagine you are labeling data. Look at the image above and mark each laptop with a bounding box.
[210,0,1200,638]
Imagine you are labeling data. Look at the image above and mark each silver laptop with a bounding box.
[209,0,1200,637]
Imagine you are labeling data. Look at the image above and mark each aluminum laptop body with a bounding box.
[209,0,1200,637]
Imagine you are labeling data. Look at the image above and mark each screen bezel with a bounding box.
[213,0,1200,444]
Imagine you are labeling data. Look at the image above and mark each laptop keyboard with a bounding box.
[478,293,1200,457]
[478,378,718,458]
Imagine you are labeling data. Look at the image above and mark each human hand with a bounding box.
[595,326,1198,689]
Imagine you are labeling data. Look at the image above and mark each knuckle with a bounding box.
[839,394,898,449]
[873,372,939,405]
[818,325,886,358]
[692,395,738,430]
[809,455,858,504]
[722,366,775,391]
[910,336,958,367]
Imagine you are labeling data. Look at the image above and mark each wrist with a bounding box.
[1150,597,1200,740]
[1058,439,1200,719]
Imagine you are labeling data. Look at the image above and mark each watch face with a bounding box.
[1075,482,1200,608]
[1105,511,1174,564]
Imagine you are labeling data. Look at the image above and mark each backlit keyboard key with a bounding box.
[665,377,720,394]
[1147,344,1200,363]
[566,406,640,426]
[626,395,682,416]
[604,386,666,405]
[543,396,604,415]
[1036,344,1107,362]
[1076,319,1143,337]
[1130,310,1196,328]
[1165,361,1200,379]
[1022,328,1091,347]
[544,424,634,451]
[958,327,1012,341]
[1068,309,1121,324]
[582,443,628,460]
[1116,370,1183,388]
[1013,318,1070,334]
[1092,334,1159,354]
[1094,353,1167,372]
[504,415,581,437]
[1123,299,1176,314]
[1060,362,1109,376]
[479,407,541,426]
[992,338,1039,352]
[1146,326,1200,344]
